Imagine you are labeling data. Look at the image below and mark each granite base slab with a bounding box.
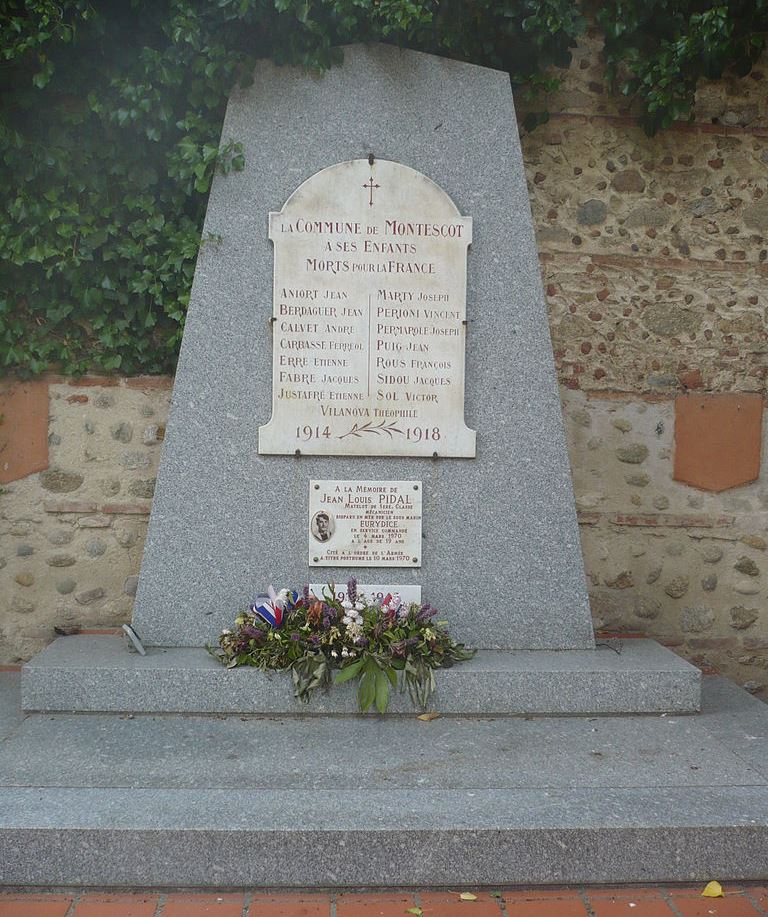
[21,635,700,715]
[0,676,766,886]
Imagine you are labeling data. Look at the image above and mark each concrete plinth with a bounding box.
[0,675,766,886]
[21,635,700,715]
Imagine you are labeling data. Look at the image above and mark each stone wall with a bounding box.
[522,28,768,394]
[0,378,170,663]
[564,393,768,695]
[521,27,768,697]
[1,29,767,696]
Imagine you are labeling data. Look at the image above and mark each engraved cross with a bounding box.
[363,176,380,206]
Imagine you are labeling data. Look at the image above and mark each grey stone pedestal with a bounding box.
[21,634,700,715]
[1,673,766,887]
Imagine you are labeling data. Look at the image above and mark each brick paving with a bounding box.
[0,886,767,916]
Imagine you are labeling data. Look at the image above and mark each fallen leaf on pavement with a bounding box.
[702,881,724,898]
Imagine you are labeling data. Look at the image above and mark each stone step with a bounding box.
[2,784,767,887]
[21,635,700,715]
[0,676,766,886]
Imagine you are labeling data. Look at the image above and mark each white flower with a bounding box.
[277,588,290,602]
[342,616,353,626]
[331,650,339,658]
[341,600,353,610]
[354,600,365,611]
[392,593,402,606]
[341,647,350,658]
[221,629,232,635]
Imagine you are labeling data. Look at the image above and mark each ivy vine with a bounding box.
[0,1,764,376]
[597,0,768,134]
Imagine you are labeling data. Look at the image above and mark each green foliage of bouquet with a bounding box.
[209,578,474,713]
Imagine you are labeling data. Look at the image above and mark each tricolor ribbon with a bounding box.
[250,585,285,628]
[249,586,302,629]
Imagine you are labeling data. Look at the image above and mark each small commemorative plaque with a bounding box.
[309,480,422,567]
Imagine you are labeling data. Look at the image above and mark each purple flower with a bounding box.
[321,603,339,631]
[309,634,321,646]
[416,605,437,624]
[347,577,358,604]
[302,584,310,604]
[242,624,266,644]
[290,632,301,642]
[355,636,369,648]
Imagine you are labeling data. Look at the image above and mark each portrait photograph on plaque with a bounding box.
[310,511,335,543]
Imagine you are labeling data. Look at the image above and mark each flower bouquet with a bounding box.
[209,578,475,713]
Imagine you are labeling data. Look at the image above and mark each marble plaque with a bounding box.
[258,158,476,457]
[309,480,422,567]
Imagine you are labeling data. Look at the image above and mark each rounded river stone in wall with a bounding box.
[75,587,105,605]
[47,553,76,567]
[577,199,607,225]
[729,606,759,630]
[40,469,84,493]
[616,444,649,464]
[86,538,107,557]
[681,604,715,633]
[110,422,134,444]
[701,545,724,564]
[128,478,156,499]
[734,556,760,577]
[56,578,77,595]
[47,529,74,546]
[665,575,690,598]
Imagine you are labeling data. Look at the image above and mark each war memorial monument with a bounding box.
[1,45,766,887]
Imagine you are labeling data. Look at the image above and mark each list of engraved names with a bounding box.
[258,159,476,457]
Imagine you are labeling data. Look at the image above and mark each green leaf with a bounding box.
[333,657,366,684]
[358,669,376,712]
[374,666,390,714]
